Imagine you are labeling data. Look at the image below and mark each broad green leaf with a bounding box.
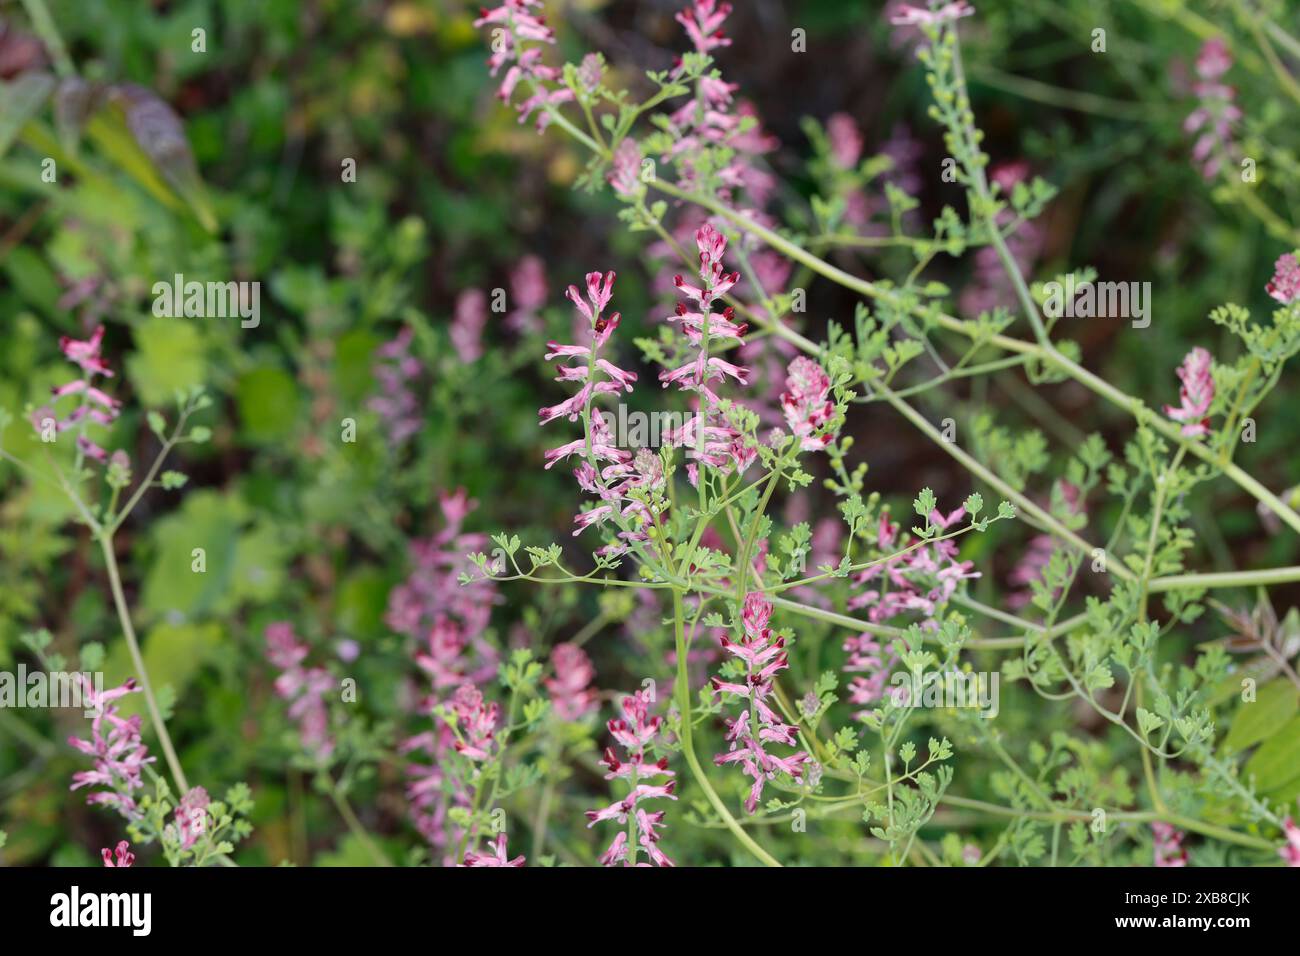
[1223,680,1298,753]
[1243,714,1300,793]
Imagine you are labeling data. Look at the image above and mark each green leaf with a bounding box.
[0,72,55,157]
[1224,681,1298,753]
[147,411,167,437]
[235,367,301,444]
[1243,714,1300,792]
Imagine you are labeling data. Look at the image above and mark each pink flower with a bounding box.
[1183,39,1240,179]
[826,113,863,170]
[889,2,975,27]
[1152,821,1188,867]
[473,2,573,130]
[1266,252,1300,305]
[586,687,677,866]
[781,356,836,451]
[60,325,114,377]
[461,833,525,867]
[1280,818,1300,867]
[607,137,643,197]
[68,678,154,821]
[101,841,135,868]
[264,623,335,761]
[676,0,732,54]
[38,324,123,463]
[368,326,423,448]
[545,642,598,721]
[448,684,500,761]
[506,255,548,333]
[712,593,810,813]
[172,786,210,851]
[451,288,487,363]
[1162,347,1214,438]
[842,633,897,717]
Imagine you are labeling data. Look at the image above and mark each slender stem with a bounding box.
[98,533,189,794]
[326,779,393,867]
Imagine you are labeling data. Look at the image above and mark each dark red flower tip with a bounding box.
[673,274,685,286]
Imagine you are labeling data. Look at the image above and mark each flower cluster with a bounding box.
[368,326,422,449]
[889,1,975,27]
[169,786,211,851]
[461,833,525,867]
[473,0,570,131]
[1281,818,1300,867]
[101,841,135,868]
[1163,346,1214,438]
[842,508,977,715]
[32,325,122,463]
[68,677,153,821]
[711,593,810,813]
[540,271,665,558]
[1184,38,1240,180]
[1152,821,1188,867]
[585,687,677,866]
[664,2,777,205]
[545,642,598,721]
[1267,251,1300,305]
[392,490,501,855]
[264,622,335,761]
[781,356,836,451]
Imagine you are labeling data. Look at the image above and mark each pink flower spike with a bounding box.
[59,325,114,377]
[676,0,733,54]
[1266,252,1300,304]
[890,1,975,27]
[1162,347,1214,438]
[1280,817,1300,867]
[461,833,525,867]
[1152,821,1188,867]
[101,840,135,868]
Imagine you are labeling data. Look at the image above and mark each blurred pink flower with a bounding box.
[368,326,422,448]
[545,642,598,721]
[890,2,975,27]
[676,0,733,54]
[1266,252,1300,305]
[1280,818,1300,867]
[68,678,153,821]
[264,622,335,761]
[451,288,487,363]
[1152,821,1188,867]
[1184,38,1240,179]
[461,833,525,867]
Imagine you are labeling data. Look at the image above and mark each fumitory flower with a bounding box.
[1183,38,1240,180]
[68,677,154,821]
[368,326,422,449]
[889,1,975,27]
[781,356,837,451]
[473,1,571,131]
[1266,251,1300,305]
[711,593,810,812]
[1162,346,1214,438]
[265,622,335,761]
[33,324,122,463]
[170,786,211,851]
[101,841,135,868]
[447,683,501,761]
[1280,818,1300,867]
[676,0,733,54]
[586,687,677,866]
[545,642,598,721]
[461,833,525,867]
[1152,821,1188,867]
